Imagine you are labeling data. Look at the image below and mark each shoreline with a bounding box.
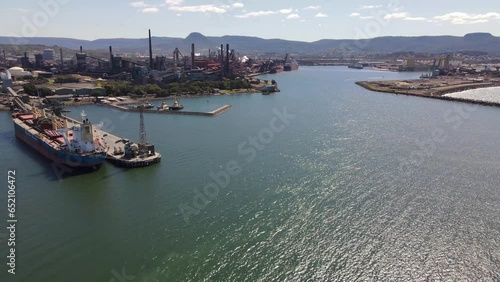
[356,78,500,108]
[62,88,261,107]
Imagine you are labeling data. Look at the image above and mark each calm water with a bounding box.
[1,67,500,281]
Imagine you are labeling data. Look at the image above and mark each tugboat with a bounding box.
[157,101,169,111]
[142,101,154,109]
[348,63,364,69]
[261,80,280,94]
[169,98,184,111]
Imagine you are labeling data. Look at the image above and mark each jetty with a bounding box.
[63,109,161,168]
[100,103,232,117]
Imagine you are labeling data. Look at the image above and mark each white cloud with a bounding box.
[130,1,146,8]
[232,3,244,9]
[235,10,277,18]
[304,6,321,10]
[165,0,184,6]
[168,5,226,13]
[176,13,182,16]
[235,8,296,18]
[142,7,159,13]
[279,9,293,14]
[360,16,374,20]
[404,16,426,21]
[361,5,382,9]
[315,13,328,18]
[383,12,408,19]
[349,13,361,17]
[434,12,500,24]
[286,14,300,20]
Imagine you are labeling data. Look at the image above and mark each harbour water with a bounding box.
[1,67,500,281]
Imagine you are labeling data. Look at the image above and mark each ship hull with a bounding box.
[13,121,106,168]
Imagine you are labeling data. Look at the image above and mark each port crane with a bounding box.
[113,106,150,159]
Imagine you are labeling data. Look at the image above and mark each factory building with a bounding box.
[1,71,13,92]
[35,54,44,69]
[43,49,55,61]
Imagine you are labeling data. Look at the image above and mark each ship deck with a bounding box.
[14,117,62,151]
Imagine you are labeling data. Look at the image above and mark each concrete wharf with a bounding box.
[63,116,161,168]
[101,103,232,116]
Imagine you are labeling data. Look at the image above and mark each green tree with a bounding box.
[23,83,37,96]
[38,87,54,97]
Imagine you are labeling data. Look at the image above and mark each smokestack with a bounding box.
[220,44,224,76]
[60,48,64,68]
[3,50,6,69]
[149,29,154,70]
[109,46,113,70]
[191,43,195,69]
[226,44,230,74]
[80,46,83,53]
[208,49,211,61]
[220,44,224,63]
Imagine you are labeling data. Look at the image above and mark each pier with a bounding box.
[95,128,161,168]
[63,113,161,168]
[101,103,232,116]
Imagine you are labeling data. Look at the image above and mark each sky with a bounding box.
[2,0,500,42]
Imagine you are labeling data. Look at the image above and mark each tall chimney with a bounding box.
[208,49,211,61]
[149,29,154,70]
[220,44,224,63]
[59,48,64,69]
[191,43,195,69]
[226,44,230,74]
[109,46,113,70]
[3,50,6,69]
[220,44,224,76]
[80,46,83,53]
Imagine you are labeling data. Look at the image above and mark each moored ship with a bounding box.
[284,60,299,71]
[12,109,107,168]
[348,63,364,69]
[262,80,280,94]
[170,98,184,110]
[157,101,169,111]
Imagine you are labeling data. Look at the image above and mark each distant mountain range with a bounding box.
[0,32,499,55]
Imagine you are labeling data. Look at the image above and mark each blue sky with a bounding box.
[2,0,500,41]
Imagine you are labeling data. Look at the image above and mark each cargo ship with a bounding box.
[284,60,299,71]
[12,109,107,168]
